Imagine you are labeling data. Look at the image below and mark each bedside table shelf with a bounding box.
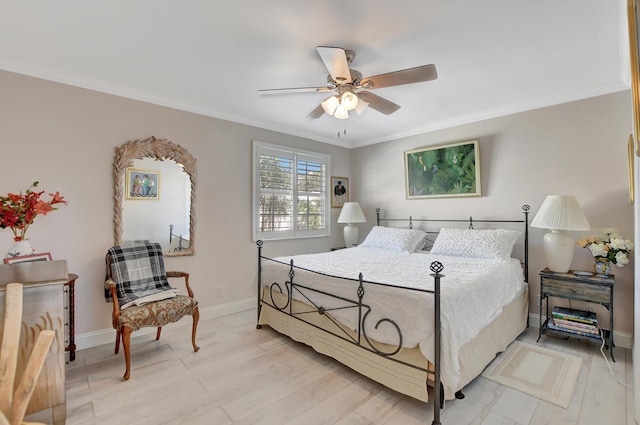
[541,317,609,342]
[537,268,615,361]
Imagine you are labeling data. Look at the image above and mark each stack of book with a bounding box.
[548,306,600,339]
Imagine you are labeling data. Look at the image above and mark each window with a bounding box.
[253,141,330,240]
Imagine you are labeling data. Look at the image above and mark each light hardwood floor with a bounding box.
[63,309,634,425]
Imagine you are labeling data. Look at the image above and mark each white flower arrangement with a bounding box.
[577,228,634,268]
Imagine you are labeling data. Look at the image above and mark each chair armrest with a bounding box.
[105,279,120,328]
[166,271,195,298]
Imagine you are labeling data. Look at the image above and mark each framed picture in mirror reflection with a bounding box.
[126,168,160,200]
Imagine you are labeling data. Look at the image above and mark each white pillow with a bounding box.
[359,226,427,253]
[430,228,521,260]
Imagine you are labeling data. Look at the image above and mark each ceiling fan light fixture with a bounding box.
[355,98,369,115]
[321,95,339,115]
[341,91,359,111]
[259,46,439,122]
[333,104,349,120]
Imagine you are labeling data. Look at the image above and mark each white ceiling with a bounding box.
[0,1,629,148]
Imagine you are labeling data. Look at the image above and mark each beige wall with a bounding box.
[351,90,635,336]
[0,70,351,343]
[1,68,633,345]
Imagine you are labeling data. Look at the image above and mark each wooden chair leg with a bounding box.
[114,328,121,354]
[121,327,133,380]
[156,327,162,341]
[191,306,200,352]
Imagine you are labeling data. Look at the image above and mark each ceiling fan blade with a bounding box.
[258,87,332,95]
[357,91,401,115]
[306,104,325,119]
[317,46,352,84]
[361,64,437,89]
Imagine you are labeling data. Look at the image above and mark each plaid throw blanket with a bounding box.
[105,242,176,309]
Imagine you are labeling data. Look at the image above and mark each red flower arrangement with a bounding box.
[0,182,68,242]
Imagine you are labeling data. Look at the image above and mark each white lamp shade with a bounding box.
[337,202,366,247]
[355,97,369,115]
[531,195,590,231]
[341,91,359,110]
[333,104,349,120]
[321,96,339,115]
[337,202,366,224]
[531,195,590,273]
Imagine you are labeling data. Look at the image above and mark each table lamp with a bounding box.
[337,202,366,247]
[531,195,590,273]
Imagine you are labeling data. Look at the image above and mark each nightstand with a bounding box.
[537,268,615,361]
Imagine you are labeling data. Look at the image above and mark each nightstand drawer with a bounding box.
[543,278,611,304]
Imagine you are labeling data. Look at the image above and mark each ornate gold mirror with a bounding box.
[113,136,196,256]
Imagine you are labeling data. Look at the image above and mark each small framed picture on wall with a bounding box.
[331,176,348,208]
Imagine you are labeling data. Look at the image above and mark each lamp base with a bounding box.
[343,224,360,248]
[543,230,575,273]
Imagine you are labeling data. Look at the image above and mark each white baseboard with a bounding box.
[528,313,632,350]
[75,297,255,351]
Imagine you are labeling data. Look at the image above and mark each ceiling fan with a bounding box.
[258,46,438,120]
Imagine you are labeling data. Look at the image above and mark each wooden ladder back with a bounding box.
[0,283,54,425]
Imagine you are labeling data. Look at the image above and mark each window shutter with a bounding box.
[253,142,330,241]
[296,154,326,234]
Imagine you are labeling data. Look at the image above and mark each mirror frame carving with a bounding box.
[113,136,197,256]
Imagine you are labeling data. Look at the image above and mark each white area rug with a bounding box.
[482,341,582,408]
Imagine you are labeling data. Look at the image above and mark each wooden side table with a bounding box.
[537,268,615,361]
[65,273,78,361]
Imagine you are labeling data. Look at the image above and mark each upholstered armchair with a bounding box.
[105,242,199,380]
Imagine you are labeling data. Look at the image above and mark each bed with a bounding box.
[256,206,530,422]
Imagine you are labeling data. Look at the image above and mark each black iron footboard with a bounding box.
[256,240,445,425]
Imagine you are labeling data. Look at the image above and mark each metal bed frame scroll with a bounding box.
[256,205,530,425]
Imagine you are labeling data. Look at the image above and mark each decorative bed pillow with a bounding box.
[430,228,521,260]
[359,226,428,253]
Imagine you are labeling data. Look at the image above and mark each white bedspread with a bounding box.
[261,246,526,392]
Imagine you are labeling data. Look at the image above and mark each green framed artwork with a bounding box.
[404,139,481,199]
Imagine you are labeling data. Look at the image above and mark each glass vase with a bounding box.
[594,257,611,277]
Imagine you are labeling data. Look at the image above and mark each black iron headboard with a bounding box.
[375,205,531,282]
